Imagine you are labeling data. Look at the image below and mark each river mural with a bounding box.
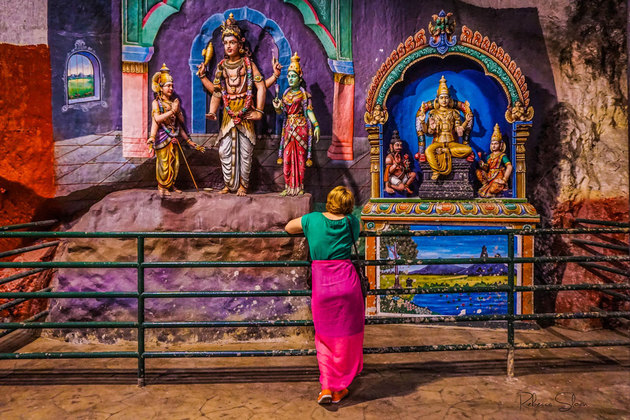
[377,225,520,316]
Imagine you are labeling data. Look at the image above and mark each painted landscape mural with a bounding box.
[378,225,518,316]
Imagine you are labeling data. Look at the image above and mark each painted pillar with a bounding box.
[286,0,354,160]
[121,0,185,157]
[365,124,382,198]
[122,62,150,157]
[328,72,355,160]
[513,121,532,198]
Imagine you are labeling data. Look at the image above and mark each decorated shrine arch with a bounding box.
[364,16,535,200]
[364,25,533,127]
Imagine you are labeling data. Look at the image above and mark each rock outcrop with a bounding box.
[46,189,313,344]
[528,0,629,329]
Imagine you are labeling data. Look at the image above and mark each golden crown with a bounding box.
[221,13,242,40]
[288,52,302,76]
[437,75,450,97]
[151,63,173,93]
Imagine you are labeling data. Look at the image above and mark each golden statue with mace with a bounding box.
[416,75,474,180]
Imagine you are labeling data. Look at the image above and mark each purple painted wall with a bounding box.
[150,0,333,136]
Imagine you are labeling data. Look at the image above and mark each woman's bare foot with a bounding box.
[173,188,182,194]
[279,189,288,197]
[236,185,247,196]
[219,186,230,194]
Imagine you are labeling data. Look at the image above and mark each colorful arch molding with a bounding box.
[364,25,531,123]
[122,0,185,62]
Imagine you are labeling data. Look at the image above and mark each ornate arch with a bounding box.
[188,7,292,133]
[363,12,535,199]
[364,26,532,125]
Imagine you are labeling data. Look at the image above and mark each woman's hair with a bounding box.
[326,186,355,215]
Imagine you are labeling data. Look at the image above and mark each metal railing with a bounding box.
[0,219,628,386]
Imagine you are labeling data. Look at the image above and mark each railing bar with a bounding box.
[0,292,139,298]
[1,227,628,239]
[515,284,630,291]
[599,290,630,301]
[0,268,49,286]
[571,239,629,252]
[1,255,628,269]
[0,351,138,359]
[579,262,630,277]
[2,284,629,300]
[514,340,630,349]
[0,219,58,231]
[574,218,630,227]
[0,288,51,311]
[0,241,60,259]
[137,236,145,387]
[516,311,630,320]
[0,310,49,339]
[0,322,138,329]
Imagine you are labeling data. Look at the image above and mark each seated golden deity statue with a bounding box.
[417,75,474,180]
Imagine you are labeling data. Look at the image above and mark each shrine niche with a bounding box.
[362,11,539,317]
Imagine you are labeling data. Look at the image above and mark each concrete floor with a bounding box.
[0,324,628,419]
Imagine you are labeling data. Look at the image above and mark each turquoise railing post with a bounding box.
[507,232,516,377]
[137,235,145,387]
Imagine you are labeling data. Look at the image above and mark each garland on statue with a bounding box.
[157,97,180,138]
[220,56,253,125]
[277,87,313,159]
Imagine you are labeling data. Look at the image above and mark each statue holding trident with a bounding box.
[196,13,282,196]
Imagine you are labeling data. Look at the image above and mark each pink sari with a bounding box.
[311,259,364,391]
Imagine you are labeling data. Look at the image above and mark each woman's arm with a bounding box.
[284,217,303,234]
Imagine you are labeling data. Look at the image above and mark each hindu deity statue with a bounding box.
[197,13,281,196]
[416,75,474,180]
[272,53,320,196]
[148,64,205,197]
[475,124,513,197]
[384,131,416,195]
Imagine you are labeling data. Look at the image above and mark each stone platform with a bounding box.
[47,189,313,344]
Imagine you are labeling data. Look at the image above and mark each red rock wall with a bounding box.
[552,198,629,330]
[0,43,55,252]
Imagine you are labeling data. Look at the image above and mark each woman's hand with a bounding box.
[272,97,282,111]
[171,98,180,114]
[314,126,320,143]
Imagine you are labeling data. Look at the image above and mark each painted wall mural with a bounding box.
[377,225,519,317]
[63,40,107,111]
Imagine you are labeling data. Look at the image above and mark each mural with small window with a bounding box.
[62,40,106,111]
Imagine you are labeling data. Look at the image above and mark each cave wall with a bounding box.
[0,0,55,252]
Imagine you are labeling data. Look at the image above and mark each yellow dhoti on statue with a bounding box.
[155,141,179,190]
[426,141,472,176]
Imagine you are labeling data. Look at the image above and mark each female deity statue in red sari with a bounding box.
[273,53,320,196]
[476,124,513,197]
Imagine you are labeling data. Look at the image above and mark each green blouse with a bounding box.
[301,212,360,260]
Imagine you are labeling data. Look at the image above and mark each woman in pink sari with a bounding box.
[285,186,363,404]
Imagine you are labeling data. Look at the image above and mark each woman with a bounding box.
[148,64,204,197]
[273,52,320,196]
[285,186,363,404]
